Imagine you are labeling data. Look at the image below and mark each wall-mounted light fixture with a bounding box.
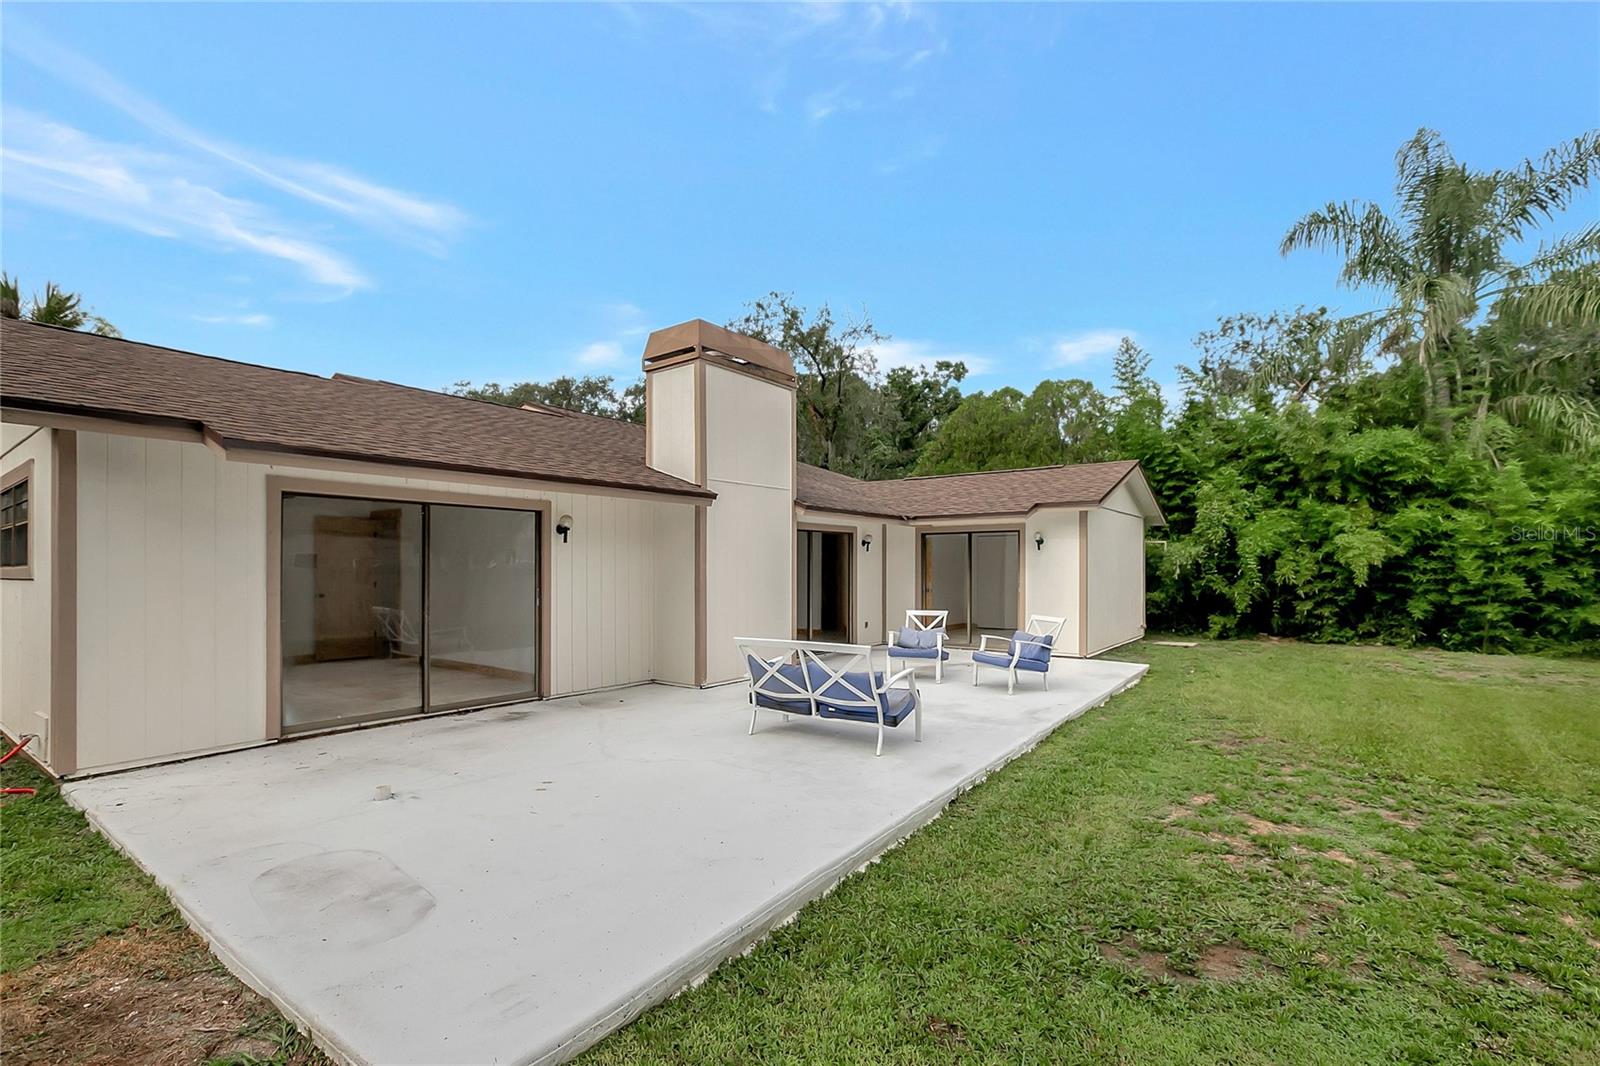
[1035,532,1045,551]
[861,533,873,552]
[556,514,573,543]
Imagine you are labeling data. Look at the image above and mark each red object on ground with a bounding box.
[1,735,38,796]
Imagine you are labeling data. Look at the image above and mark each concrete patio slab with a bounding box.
[65,653,1147,1066]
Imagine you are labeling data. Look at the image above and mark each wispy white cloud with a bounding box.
[805,86,862,124]
[2,109,369,293]
[4,20,467,251]
[1053,329,1132,366]
[651,3,947,121]
[575,340,626,367]
[870,337,993,376]
[875,134,944,175]
[600,301,653,337]
[192,312,274,328]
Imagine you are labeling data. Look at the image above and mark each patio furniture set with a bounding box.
[737,611,1067,756]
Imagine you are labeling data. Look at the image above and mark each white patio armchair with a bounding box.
[887,609,950,683]
[971,614,1067,694]
[737,637,923,756]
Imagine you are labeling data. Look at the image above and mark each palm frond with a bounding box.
[1499,390,1600,454]
[1280,200,1409,288]
[1495,268,1600,330]
[1493,130,1600,242]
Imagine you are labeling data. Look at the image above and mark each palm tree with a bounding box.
[0,274,121,337]
[1280,129,1600,446]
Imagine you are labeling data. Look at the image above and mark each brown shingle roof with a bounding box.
[0,319,712,500]
[796,459,1154,521]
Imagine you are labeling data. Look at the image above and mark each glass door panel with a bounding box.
[426,505,539,710]
[281,494,424,731]
[970,532,1020,645]
[922,532,972,645]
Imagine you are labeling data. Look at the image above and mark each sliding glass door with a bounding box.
[281,493,539,733]
[921,531,1020,645]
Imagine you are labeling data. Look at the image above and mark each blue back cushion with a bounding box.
[747,654,809,697]
[899,626,939,649]
[802,662,885,709]
[1012,630,1054,663]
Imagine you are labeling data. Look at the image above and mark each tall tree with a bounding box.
[729,293,884,474]
[1,274,121,336]
[450,374,645,423]
[1185,308,1372,413]
[865,360,967,478]
[1280,129,1600,442]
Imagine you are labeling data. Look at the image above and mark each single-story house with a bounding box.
[0,316,1164,776]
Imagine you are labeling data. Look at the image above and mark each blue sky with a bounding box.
[4,3,1597,401]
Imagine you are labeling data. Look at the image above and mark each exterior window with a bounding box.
[0,465,31,578]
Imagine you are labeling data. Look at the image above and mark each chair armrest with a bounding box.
[884,666,920,689]
[977,634,1011,653]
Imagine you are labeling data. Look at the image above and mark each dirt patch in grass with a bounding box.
[1238,812,1308,836]
[1196,942,1279,981]
[1440,937,1493,983]
[1100,935,1279,985]
[1439,938,1556,996]
[925,1015,968,1046]
[0,926,321,1066]
[1099,934,1198,984]
[1100,934,1286,985]
[1558,914,1600,950]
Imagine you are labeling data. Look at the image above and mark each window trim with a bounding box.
[1,459,34,580]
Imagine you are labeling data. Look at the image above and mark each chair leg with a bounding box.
[1043,670,1049,691]
[876,723,885,757]
[972,663,980,685]
[748,701,758,735]
[935,658,942,684]
[915,700,923,741]
[1007,669,1015,695]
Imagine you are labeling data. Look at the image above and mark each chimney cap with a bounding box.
[641,319,797,388]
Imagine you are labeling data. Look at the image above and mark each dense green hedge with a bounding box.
[1140,403,1600,655]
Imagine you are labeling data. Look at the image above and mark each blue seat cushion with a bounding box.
[801,664,916,726]
[972,649,1050,673]
[889,645,950,661]
[816,686,917,726]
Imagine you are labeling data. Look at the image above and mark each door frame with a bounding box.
[266,477,552,739]
[794,525,855,642]
[915,524,1025,647]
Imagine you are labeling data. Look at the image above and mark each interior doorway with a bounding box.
[920,530,1020,646]
[796,529,851,642]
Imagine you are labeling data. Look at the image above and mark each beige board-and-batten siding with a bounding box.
[68,430,697,774]
[701,362,795,684]
[1,424,56,763]
[1084,477,1149,654]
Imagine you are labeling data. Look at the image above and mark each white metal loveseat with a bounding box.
[737,637,923,756]
[887,609,950,683]
[971,614,1067,694]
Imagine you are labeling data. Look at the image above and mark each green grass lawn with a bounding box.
[581,641,1600,1065]
[5,640,1598,1064]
